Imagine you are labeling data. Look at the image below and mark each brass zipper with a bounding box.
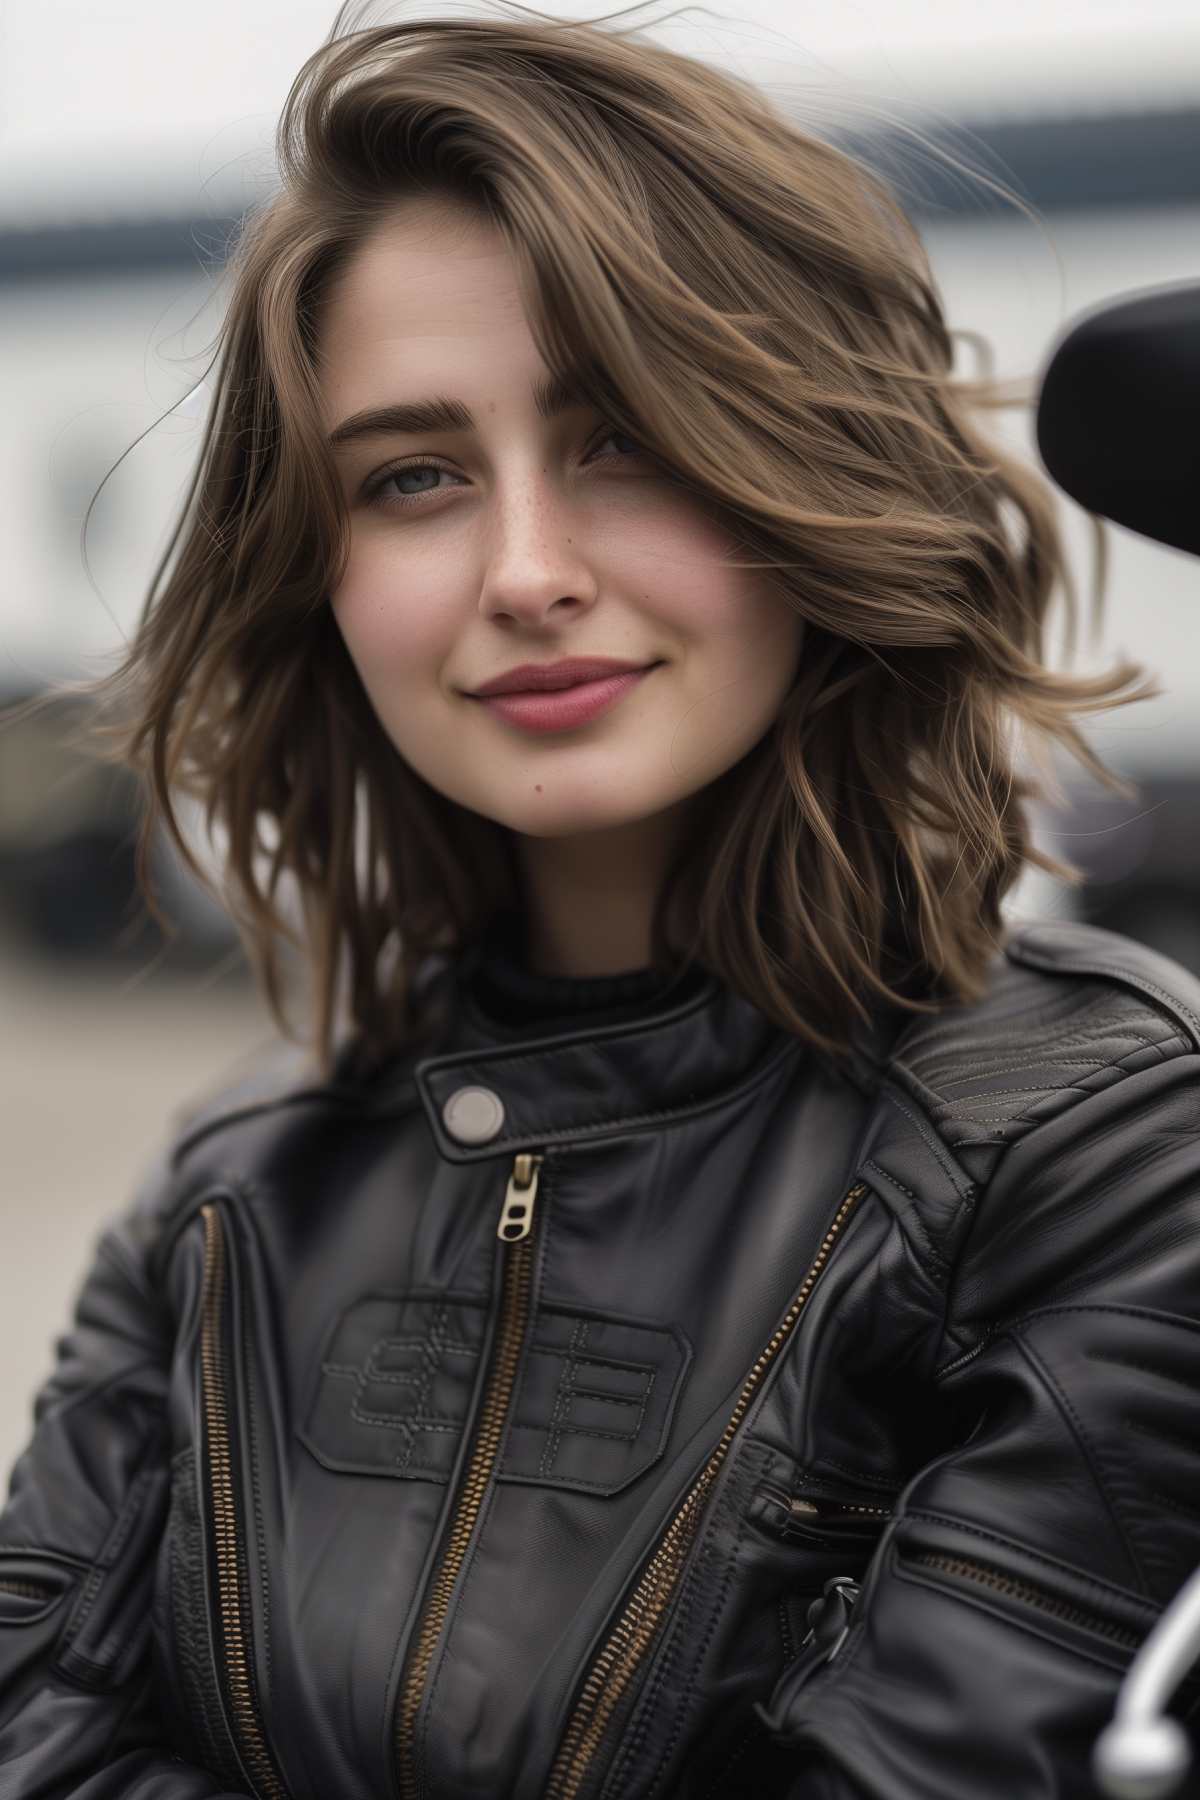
[543,1180,869,1800]
[0,1577,57,1601]
[795,1498,891,1519]
[199,1200,291,1800]
[756,1481,893,1524]
[394,1151,545,1800]
[906,1552,1143,1650]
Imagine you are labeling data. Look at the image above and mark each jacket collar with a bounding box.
[413,953,804,1161]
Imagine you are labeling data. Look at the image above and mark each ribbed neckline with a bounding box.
[464,907,705,1034]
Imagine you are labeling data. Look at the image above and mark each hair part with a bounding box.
[33,0,1156,1080]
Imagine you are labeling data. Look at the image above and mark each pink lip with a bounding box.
[471,665,659,732]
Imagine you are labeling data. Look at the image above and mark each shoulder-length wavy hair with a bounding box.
[58,0,1155,1080]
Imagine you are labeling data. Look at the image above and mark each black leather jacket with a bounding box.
[3,917,1200,1800]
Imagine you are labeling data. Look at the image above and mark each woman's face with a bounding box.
[319,195,804,852]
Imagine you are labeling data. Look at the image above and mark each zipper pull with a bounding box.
[752,1480,895,1542]
[757,1480,820,1522]
[801,1576,861,1660]
[497,1152,544,1242]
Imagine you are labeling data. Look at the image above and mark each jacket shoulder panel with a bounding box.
[883,919,1197,1166]
[163,1034,427,1184]
[1004,916,1200,1047]
[165,1036,330,1160]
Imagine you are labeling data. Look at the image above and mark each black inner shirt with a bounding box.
[462,907,709,1037]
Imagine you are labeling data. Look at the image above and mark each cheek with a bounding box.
[329,556,443,682]
[663,554,800,672]
[639,509,776,636]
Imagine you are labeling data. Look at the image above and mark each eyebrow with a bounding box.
[327,368,589,449]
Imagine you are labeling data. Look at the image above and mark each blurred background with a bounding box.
[1,0,1197,1479]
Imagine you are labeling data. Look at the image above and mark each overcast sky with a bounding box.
[2,0,1198,220]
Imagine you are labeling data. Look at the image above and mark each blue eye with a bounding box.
[360,426,646,511]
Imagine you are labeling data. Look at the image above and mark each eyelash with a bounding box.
[360,427,646,511]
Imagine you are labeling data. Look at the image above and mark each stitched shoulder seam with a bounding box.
[169,1080,385,1167]
[1006,930,1200,1048]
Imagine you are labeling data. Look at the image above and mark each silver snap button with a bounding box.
[442,1084,506,1144]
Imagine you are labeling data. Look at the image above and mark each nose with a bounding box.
[476,487,600,626]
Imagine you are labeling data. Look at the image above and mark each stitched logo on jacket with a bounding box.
[298,1291,692,1495]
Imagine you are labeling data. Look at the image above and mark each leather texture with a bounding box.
[2,918,1200,1798]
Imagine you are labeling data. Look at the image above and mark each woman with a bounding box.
[3,6,1198,1797]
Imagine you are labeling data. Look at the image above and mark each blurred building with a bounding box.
[1,70,1198,970]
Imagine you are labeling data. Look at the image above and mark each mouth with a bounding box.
[468,663,663,733]
[469,660,661,698]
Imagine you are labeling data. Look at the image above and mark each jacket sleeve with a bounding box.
[762,1050,1200,1799]
[0,1145,252,1798]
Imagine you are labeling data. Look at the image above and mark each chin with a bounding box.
[502,796,672,840]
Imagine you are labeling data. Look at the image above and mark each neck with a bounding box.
[512,805,696,979]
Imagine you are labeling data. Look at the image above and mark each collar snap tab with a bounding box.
[442,1084,506,1145]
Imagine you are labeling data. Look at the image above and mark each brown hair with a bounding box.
[33,0,1156,1080]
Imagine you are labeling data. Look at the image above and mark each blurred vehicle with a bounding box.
[1047,774,1200,978]
[0,674,243,968]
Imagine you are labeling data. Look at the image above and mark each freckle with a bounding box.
[535,784,543,793]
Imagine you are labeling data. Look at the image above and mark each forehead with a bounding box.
[319,198,528,358]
